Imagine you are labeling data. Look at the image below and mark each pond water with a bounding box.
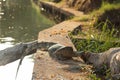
[0,0,55,44]
[0,0,55,80]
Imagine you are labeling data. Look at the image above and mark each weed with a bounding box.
[90,0,120,21]
[89,74,101,80]
[70,20,120,53]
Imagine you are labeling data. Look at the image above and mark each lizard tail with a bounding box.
[15,45,28,80]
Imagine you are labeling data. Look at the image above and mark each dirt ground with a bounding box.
[33,50,92,80]
[32,1,93,80]
[32,20,93,80]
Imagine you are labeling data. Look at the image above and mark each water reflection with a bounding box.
[0,0,55,43]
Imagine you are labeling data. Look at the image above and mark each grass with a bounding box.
[70,20,120,53]
[90,1,120,17]
[69,20,120,80]
[71,15,91,22]
[89,74,101,80]
[39,0,120,79]
[69,1,120,79]
[67,0,120,23]
[69,0,120,53]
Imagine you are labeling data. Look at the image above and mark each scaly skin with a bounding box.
[15,41,58,79]
[15,40,82,79]
[15,40,38,80]
[79,47,120,79]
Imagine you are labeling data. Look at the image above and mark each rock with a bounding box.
[95,8,120,37]
[66,0,102,13]
[52,0,61,3]
[66,0,118,13]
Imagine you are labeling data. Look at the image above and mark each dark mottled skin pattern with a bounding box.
[79,48,120,79]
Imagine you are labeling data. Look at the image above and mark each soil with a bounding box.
[32,19,94,80]
[33,50,92,80]
[32,0,120,79]
[95,8,120,37]
[32,1,98,80]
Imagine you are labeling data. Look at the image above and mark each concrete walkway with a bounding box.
[40,1,84,17]
[32,1,91,80]
[33,21,90,80]
[38,21,81,51]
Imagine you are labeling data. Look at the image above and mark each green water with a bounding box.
[0,0,55,43]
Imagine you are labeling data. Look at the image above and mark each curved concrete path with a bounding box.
[33,1,91,80]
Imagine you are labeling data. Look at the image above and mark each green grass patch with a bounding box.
[70,21,120,53]
[89,74,101,80]
[90,1,120,17]
[71,38,120,53]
